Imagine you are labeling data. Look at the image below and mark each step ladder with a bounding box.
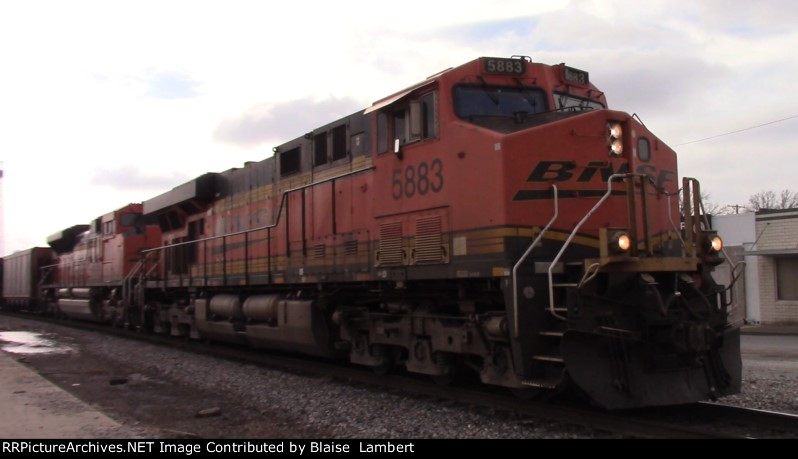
[511,185,559,338]
[523,328,567,388]
[547,173,630,320]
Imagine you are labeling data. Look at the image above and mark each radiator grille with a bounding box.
[378,222,403,265]
[344,239,358,256]
[415,216,442,264]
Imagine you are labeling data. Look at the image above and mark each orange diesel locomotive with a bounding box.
[42,203,161,323]
[31,56,739,409]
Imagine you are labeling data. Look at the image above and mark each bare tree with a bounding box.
[747,189,798,211]
[692,190,732,216]
[702,198,727,216]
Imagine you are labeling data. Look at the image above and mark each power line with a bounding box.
[674,113,798,147]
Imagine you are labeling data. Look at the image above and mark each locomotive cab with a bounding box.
[367,56,740,408]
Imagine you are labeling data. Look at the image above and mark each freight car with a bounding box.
[2,247,54,309]
[11,55,740,409]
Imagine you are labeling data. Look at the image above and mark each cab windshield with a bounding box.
[454,85,548,120]
[553,93,605,111]
[454,85,602,133]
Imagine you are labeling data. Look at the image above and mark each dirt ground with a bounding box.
[0,316,328,439]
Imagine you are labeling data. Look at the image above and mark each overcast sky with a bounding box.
[2,0,797,255]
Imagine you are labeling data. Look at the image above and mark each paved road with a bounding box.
[0,350,141,438]
[742,334,798,372]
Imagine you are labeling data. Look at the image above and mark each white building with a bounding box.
[712,213,760,324]
[713,209,798,325]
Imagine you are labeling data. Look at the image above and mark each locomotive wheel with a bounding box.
[370,344,394,376]
[372,362,393,376]
[431,352,458,386]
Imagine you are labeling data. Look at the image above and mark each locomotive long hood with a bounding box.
[46,224,90,254]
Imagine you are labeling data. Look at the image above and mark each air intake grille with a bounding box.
[378,222,403,265]
[344,239,358,256]
[415,216,442,264]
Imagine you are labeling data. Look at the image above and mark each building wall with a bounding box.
[755,210,798,324]
[713,213,759,323]
[713,213,756,246]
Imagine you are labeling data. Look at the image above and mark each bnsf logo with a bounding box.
[513,160,676,201]
[526,160,675,188]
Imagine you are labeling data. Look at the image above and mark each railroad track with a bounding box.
[1,311,795,438]
[645,401,798,438]
[695,402,798,434]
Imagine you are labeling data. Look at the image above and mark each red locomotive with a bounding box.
[9,56,740,409]
[42,203,161,323]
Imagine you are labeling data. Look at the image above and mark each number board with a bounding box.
[483,57,525,75]
[563,66,589,85]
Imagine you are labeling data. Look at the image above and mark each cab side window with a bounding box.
[378,91,437,154]
[393,108,407,145]
[314,133,328,166]
[331,125,347,161]
[377,113,388,154]
[421,92,436,139]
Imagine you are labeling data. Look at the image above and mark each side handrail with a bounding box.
[697,195,746,306]
[40,259,91,287]
[140,165,375,257]
[511,185,558,337]
[37,265,53,287]
[548,173,630,320]
[122,258,146,307]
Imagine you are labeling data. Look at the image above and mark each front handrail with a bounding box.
[547,174,630,320]
[666,193,686,248]
[696,193,746,306]
[511,185,558,337]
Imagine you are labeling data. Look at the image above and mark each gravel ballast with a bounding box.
[1,315,796,438]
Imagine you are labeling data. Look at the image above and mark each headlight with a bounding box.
[701,233,723,253]
[611,231,631,253]
[609,140,623,156]
[608,122,624,157]
[710,235,723,252]
[608,123,623,139]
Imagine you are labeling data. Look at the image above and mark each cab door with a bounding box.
[370,89,450,271]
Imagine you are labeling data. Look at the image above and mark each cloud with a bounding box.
[142,72,201,99]
[695,0,798,35]
[588,53,731,114]
[213,97,364,147]
[443,16,539,42]
[91,165,189,191]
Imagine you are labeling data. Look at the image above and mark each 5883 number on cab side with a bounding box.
[391,159,444,200]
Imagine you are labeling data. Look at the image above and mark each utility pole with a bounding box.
[727,204,746,214]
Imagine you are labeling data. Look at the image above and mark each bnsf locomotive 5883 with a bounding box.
[4,56,741,409]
